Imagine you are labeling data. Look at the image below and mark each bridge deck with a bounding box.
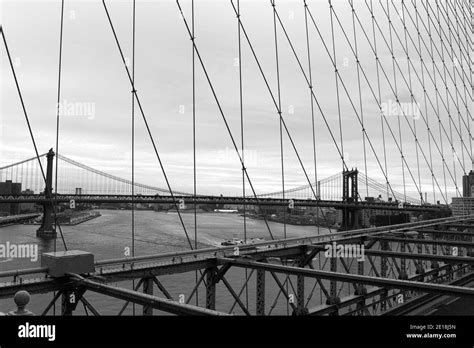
[0,194,450,212]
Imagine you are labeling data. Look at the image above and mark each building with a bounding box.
[360,208,411,228]
[0,180,22,215]
[462,170,474,197]
[452,170,474,216]
[452,197,474,216]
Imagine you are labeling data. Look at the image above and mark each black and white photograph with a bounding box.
[0,0,473,346]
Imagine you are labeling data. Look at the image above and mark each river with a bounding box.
[1,210,459,315]
[1,210,342,315]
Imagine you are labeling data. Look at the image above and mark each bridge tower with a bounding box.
[341,169,359,230]
[36,149,57,239]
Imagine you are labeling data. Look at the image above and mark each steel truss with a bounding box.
[0,216,472,316]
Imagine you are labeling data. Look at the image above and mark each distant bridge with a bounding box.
[0,152,426,204]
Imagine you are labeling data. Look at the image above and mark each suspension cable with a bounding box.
[451,0,473,160]
[431,1,472,87]
[176,0,275,240]
[440,0,466,174]
[305,4,401,200]
[385,1,468,185]
[102,0,194,248]
[54,0,65,252]
[329,0,345,174]
[52,0,66,316]
[303,1,320,233]
[349,0,369,199]
[386,0,408,202]
[331,0,458,202]
[412,1,473,136]
[401,1,423,201]
[353,2,461,201]
[412,0,436,203]
[271,0,286,239]
[230,0,335,231]
[236,0,249,313]
[384,0,470,187]
[0,26,68,250]
[131,0,136,316]
[369,0,390,200]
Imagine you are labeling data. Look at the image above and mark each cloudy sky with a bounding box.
[0,0,471,201]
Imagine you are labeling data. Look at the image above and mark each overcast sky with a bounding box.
[0,0,471,201]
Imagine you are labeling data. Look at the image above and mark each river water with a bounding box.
[1,210,349,315]
[2,210,450,316]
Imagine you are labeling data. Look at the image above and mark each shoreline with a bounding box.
[244,213,338,229]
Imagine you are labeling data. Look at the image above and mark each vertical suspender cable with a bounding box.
[237,0,246,244]
[329,0,346,231]
[435,2,458,197]
[192,0,199,307]
[425,1,448,201]
[236,0,249,310]
[354,2,448,201]
[402,1,471,165]
[349,0,369,199]
[401,1,423,202]
[370,0,389,201]
[53,0,64,314]
[413,0,436,203]
[329,0,344,174]
[103,0,196,249]
[304,0,322,305]
[303,1,319,225]
[177,0,276,240]
[0,28,68,248]
[453,0,473,162]
[271,0,286,239]
[131,0,136,315]
[455,0,473,162]
[54,0,65,255]
[271,0,288,315]
[443,0,466,174]
[387,0,407,202]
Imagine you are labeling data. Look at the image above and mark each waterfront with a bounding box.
[0,210,467,315]
[0,210,335,315]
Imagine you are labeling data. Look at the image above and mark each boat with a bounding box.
[220,237,265,247]
[220,238,244,246]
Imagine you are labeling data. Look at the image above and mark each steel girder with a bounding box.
[217,258,474,298]
[256,269,265,316]
[381,272,474,315]
[307,263,464,315]
[367,236,474,248]
[78,278,230,316]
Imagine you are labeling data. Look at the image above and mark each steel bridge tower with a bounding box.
[36,149,56,239]
[341,168,359,230]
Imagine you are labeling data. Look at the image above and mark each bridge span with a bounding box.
[0,215,472,316]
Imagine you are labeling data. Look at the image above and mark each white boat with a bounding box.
[220,238,244,246]
[220,237,265,247]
